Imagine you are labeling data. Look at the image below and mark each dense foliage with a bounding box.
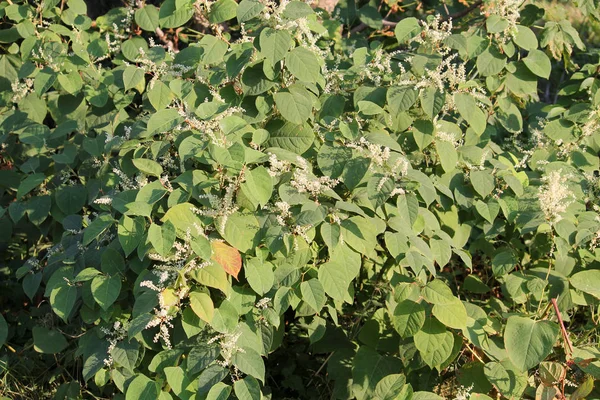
[1,0,600,399]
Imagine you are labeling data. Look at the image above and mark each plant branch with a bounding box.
[442,0,483,22]
[551,298,574,357]
[154,27,178,53]
[307,352,335,387]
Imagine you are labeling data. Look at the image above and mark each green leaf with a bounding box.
[132,158,163,177]
[199,35,228,65]
[50,283,77,323]
[274,85,313,124]
[126,374,159,400]
[260,28,291,64]
[470,170,495,198]
[148,80,173,110]
[161,202,202,236]
[58,71,83,94]
[387,86,418,115]
[283,1,314,19]
[266,120,314,155]
[123,66,145,92]
[504,316,559,372]
[514,25,538,50]
[237,0,264,23]
[392,300,425,338]
[221,211,260,253]
[476,46,506,77]
[148,221,176,257]
[233,376,261,400]
[317,144,352,179]
[486,15,509,33]
[454,93,487,135]
[187,344,220,375]
[206,382,231,400]
[159,0,194,28]
[436,141,457,172]
[137,180,168,204]
[318,258,357,303]
[209,0,237,23]
[112,340,139,372]
[198,365,228,393]
[245,259,274,296]
[135,5,159,31]
[190,262,230,294]
[492,248,517,277]
[352,346,402,400]
[570,270,600,298]
[358,4,383,29]
[432,298,467,330]
[358,100,383,115]
[189,290,214,323]
[484,359,527,398]
[285,47,321,83]
[422,279,455,305]
[374,374,410,400]
[232,348,265,383]
[421,86,445,119]
[83,214,115,246]
[164,366,194,398]
[56,185,87,215]
[33,326,68,354]
[523,49,551,78]
[395,17,421,43]
[146,108,184,135]
[91,275,122,311]
[17,173,45,199]
[119,216,145,256]
[414,318,455,369]
[300,279,326,313]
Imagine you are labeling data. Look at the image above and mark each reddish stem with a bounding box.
[551,298,574,357]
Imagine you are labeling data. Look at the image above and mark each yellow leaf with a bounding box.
[211,241,242,280]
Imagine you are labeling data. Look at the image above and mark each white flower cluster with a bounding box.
[207,331,245,367]
[435,122,463,149]
[397,52,485,115]
[112,167,148,191]
[192,178,240,233]
[346,137,410,177]
[290,157,339,199]
[411,15,453,54]
[255,297,271,309]
[274,201,292,226]
[93,196,113,205]
[101,321,127,367]
[145,307,175,349]
[363,49,394,86]
[267,153,292,177]
[135,48,194,90]
[291,224,312,249]
[11,78,34,103]
[484,0,521,43]
[30,46,61,71]
[148,233,211,277]
[508,117,551,170]
[538,169,575,224]
[322,56,346,94]
[452,384,474,400]
[580,106,600,139]
[346,137,391,168]
[175,100,245,147]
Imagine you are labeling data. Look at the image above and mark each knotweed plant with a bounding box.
[1,0,599,399]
